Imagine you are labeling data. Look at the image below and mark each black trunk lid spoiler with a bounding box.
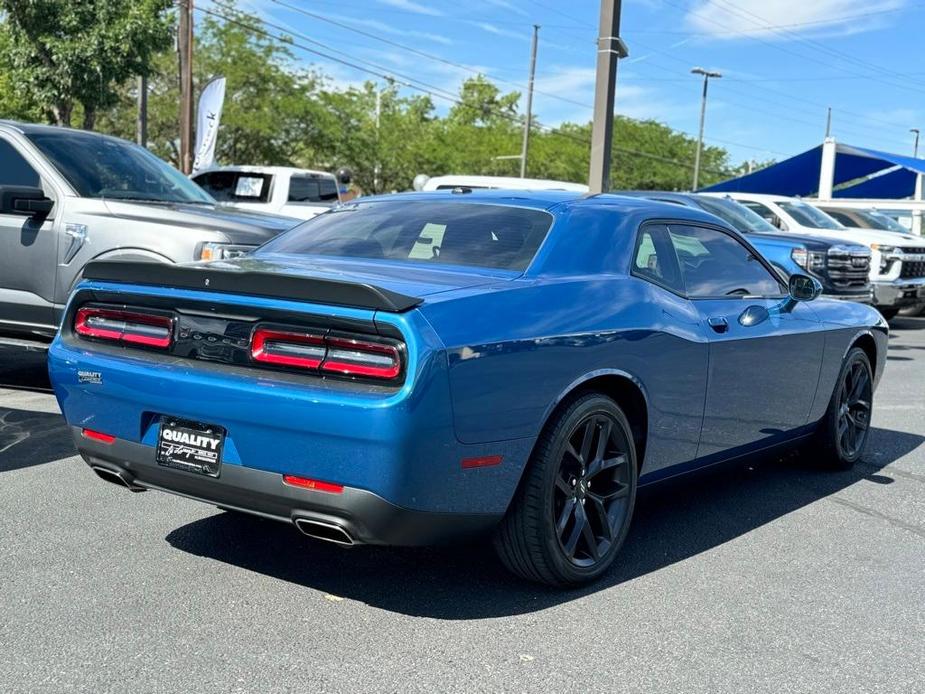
[82,261,423,313]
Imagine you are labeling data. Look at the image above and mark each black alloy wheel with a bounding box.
[814,347,874,470]
[835,357,873,460]
[494,393,638,586]
[553,414,632,567]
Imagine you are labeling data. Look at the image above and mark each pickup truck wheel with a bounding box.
[494,393,637,586]
[812,347,873,471]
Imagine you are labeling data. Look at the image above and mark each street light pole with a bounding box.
[691,67,721,191]
[520,25,540,179]
[588,0,628,194]
[178,0,194,174]
[912,128,920,158]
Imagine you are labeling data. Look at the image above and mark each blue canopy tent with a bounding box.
[701,141,925,199]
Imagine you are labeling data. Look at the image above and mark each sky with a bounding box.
[214,0,925,168]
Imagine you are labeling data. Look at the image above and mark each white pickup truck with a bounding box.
[192,166,341,221]
[711,192,925,319]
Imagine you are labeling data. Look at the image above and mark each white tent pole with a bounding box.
[818,137,837,201]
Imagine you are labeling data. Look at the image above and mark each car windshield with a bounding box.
[855,209,908,232]
[777,200,844,229]
[27,131,215,204]
[695,196,778,233]
[258,201,554,271]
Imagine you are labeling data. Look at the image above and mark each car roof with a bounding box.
[0,119,135,145]
[355,189,726,223]
[715,192,801,203]
[195,165,335,178]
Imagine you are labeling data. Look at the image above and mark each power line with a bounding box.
[265,0,593,111]
[197,4,731,176]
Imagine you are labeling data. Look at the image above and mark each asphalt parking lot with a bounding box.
[1,321,923,694]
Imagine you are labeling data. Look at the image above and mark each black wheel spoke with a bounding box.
[555,475,573,496]
[588,495,614,541]
[562,504,585,558]
[556,497,577,535]
[578,419,595,465]
[580,508,599,561]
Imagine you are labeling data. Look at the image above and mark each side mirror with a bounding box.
[788,273,822,302]
[0,185,53,217]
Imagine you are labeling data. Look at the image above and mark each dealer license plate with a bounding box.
[156,418,224,477]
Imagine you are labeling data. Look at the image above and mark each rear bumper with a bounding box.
[74,427,501,545]
[872,277,925,307]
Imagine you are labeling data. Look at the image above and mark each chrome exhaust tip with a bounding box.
[294,518,355,546]
[91,466,145,493]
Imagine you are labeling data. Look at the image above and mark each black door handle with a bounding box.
[707,316,728,333]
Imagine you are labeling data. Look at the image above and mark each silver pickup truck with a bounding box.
[0,121,299,345]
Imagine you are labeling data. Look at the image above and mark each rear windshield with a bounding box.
[288,174,339,204]
[193,171,273,203]
[258,201,554,271]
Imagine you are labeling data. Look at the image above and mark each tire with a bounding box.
[494,393,638,586]
[812,347,874,470]
[877,307,899,321]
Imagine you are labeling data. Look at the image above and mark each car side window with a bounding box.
[741,201,782,229]
[667,224,785,298]
[0,138,41,188]
[631,224,684,294]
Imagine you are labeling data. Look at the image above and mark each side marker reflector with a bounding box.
[282,474,344,494]
[461,455,503,469]
[82,429,116,444]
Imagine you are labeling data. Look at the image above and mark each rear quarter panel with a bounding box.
[419,276,710,477]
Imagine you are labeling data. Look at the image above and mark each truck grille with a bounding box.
[899,246,925,279]
[826,247,871,287]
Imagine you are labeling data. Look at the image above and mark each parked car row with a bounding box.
[722,192,925,319]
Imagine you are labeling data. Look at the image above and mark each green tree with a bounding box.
[0,0,172,129]
[98,10,327,168]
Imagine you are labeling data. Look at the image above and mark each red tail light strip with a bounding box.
[74,307,173,349]
[82,428,116,444]
[251,329,326,369]
[282,474,344,494]
[321,337,401,379]
[251,327,402,380]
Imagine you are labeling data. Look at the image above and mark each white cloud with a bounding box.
[475,22,529,41]
[376,0,444,17]
[686,0,906,39]
[482,0,529,16]
[328,15,453,45]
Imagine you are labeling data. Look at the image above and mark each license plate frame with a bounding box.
[156,417,225,477]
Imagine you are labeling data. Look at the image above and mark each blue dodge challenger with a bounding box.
[48,190,887,586]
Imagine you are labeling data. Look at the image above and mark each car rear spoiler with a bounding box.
[81,260,423,313]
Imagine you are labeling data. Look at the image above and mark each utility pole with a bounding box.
[520,25,539,179]
[691,67,721,191]
[588,0,628,194]
[136,75,148,148]
[825,107,832,138]
[178,0,194,174]
[912,128,920,158]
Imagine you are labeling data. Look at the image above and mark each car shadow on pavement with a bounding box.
[165,426,923,619]
[0,407,76,472]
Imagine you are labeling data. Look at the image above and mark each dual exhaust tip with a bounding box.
[90,465,355,546]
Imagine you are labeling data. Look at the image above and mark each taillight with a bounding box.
[74,307,173,349]
[250,327,402,380]
[251,328,325,369]
[321,336,401,379]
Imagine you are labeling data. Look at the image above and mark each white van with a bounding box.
[420,175,588,193]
